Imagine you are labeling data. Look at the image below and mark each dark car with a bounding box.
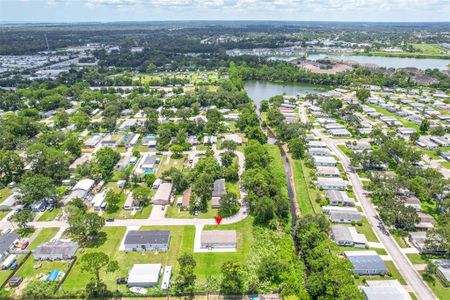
[20,241,29,250]
[8,276,22,287]
[106,218,115,222]
[116,277,127,284]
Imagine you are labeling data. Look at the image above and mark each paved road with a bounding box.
[299,103,435,299]
[314,129,436,300]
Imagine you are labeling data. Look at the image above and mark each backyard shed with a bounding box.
[128,264,161,287]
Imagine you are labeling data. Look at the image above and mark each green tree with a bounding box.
[19,175,57,206]
[92,148,121,180]
[104,190,120,213]
[132,185,152,207]
[68,212,105,244]
[54,108,69,128]
[0,149,23,184]
[220,261,245,294]
[13,209,33,229]
[356,88,370,103]
[219,192,239,217]
[80,252,118,295]
[22,281,59,299]
[288,137,306,159]
[420,119,430,133]
[170,144,184,158]
[172,253,196,295]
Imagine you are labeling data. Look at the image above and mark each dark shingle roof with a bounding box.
[124,230,170,245]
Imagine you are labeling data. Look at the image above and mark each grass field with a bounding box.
[0,188,11,202]
[420,271,450,300]
[166,202,218,219]
[28,228,59,250]
[0,210,10,221]
[37,208,61,222]
[292,160,318,215]
[265,144,289,199]
[155,155,186,176]
[406,253,427,265]
[356,217,379,243]
[63,215,254,295]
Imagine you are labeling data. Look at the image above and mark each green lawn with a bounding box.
[406,253,427,265]
[391,230,409,248]
[28,228,59,250]
[440,161,450,169]
[420,272,450,300]
[292,159,319,215]
[0,255,27,287]
[15,256,71,288]
[0,210,10,221]
[63,216,254,295]
[265,144,288,199]
[338,144,352,156]
[155,155,186,176]
[0,187,11,202]
[356,217,379,243]
[37,208,61,222]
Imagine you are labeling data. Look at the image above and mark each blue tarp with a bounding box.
[144,170,153,175]
[47,269,59,281]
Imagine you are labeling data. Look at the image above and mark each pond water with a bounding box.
[307,53,450,71]
[244,80,325,107]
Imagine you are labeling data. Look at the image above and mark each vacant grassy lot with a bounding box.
[28,228,59,250]
[37,208,61,222]
[166,201,218,219]
[155,155,186,176]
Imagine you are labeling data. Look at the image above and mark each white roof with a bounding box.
[72,178,95,191]
[91,190,107,207]
[128,264,161,286]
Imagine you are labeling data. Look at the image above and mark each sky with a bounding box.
[0,0,450,23]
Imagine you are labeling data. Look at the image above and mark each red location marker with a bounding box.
[214,209,222,225]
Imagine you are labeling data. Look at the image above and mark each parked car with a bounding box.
[106,218,114,222]
[116,277,127,284]
[8,276,22,287]
[20,241,29,250]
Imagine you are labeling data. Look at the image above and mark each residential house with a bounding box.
[212,179,226,208]
[124,230,170,252]
[361,280,411,300]
[151,182,173,205]
[316,166,340,177]
[331,225,367,248]
[326,190,355,206]
[34,240,79,260]
[312,156,337,167]
[346,141,371,151]
[329,128,351,136]
[316,177,348,190]
[433,259,450,287]
[308,141,327,148]
[200,230,237,249]
[344,250,387,275]
[63,178,95,204]
[128,264,161,287]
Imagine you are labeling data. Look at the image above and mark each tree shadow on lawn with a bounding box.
[82,232,107,248]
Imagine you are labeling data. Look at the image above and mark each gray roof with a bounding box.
[34,240,79,258]
[361,286,411,300]
[124,230,170,245]
[143,155,156,165]
[0,233,19,254]
[201,230,236,244]
[345,251,386,273]
[330,211,362,222]
[326,190,354,203]
[212,179,226,197]
[331,225,352,242]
